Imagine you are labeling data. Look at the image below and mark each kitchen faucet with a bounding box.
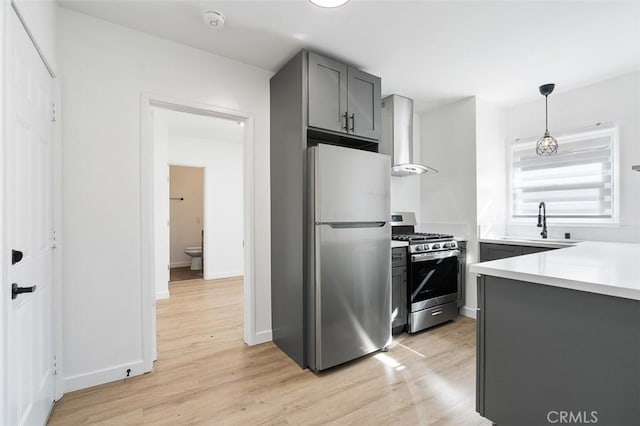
[537,202,548,239]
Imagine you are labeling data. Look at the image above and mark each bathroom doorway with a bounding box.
[150,105,245,300]
[169,165,204,282]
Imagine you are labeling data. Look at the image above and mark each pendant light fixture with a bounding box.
[536,83,558,156]
[309,0,350,7]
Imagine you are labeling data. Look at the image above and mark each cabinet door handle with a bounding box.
[349,113,355,132]
[342,112,348,131]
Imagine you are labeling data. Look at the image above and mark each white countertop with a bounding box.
[479,237,577,249]
[470,241,640,301]
[391,240,409,248]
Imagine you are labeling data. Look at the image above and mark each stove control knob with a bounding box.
[422,244,429,251]
[432,244,440,250]
[414,245,422,251]
[442,243,450,248]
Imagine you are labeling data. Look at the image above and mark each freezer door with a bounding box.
[312,144,390,223]
[313,222,391,371]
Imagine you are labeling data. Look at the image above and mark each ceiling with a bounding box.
[160,107,244,143]
[61,0,640,112]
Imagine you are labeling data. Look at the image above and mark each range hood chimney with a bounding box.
[381,94,437,177]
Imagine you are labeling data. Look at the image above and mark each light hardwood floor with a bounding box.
[48,277,489,425]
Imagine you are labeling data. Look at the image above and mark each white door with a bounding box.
[6,10,56,425]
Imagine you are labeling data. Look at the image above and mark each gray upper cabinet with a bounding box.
[347,67,382,140]
[308,52,348,134]
[308,52,381,140]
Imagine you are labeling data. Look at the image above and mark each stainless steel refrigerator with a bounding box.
[307,143,391,372]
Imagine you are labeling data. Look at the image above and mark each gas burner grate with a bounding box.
[392,232,454,242]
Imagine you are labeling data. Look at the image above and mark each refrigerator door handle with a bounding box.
[317,222,386,229]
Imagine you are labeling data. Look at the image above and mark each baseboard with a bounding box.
[63,360,146,393]
[204,270,244,280]
[253,329,272,345]
[156,290,170,300]
[460,305,476,319]
[170,261,191,268]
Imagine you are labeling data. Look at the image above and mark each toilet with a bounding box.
[184,246,203,271]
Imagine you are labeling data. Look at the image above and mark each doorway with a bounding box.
[169,165,205,282]
[140,96,255,371]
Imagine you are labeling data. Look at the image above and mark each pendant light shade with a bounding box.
[537,131,558,156]
[536,83,558,156]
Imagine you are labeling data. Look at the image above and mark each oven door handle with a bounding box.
[412,249,460,262]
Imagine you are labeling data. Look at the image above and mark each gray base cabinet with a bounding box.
[479,242,555,262]
[456,241,466,308]
[391,247,407,334]
[477,275,640,425]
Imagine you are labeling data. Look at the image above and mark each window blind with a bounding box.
[511,125,617,223]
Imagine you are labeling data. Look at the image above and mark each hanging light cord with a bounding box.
[545,95,549,132]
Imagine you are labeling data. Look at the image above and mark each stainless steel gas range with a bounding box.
[391,212,465,333]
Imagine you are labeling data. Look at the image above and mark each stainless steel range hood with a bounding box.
[381,94,437,177]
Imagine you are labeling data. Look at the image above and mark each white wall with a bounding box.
[168,136,244,280]
[505,72,640,242]
[169,166,204,267]
[419,97,479,316]
[58,8,272,392]
[476,99,507,239]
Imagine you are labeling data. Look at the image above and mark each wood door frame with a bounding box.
[140,93,258,373]
[1,2,63,422]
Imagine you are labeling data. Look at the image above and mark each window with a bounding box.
[510,124,618,224]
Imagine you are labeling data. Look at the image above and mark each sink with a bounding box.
[498,236,581,244]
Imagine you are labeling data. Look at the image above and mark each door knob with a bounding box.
[11,283,36,300]
[12,249,23,265]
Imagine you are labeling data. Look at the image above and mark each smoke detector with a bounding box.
[202,10,225,29]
